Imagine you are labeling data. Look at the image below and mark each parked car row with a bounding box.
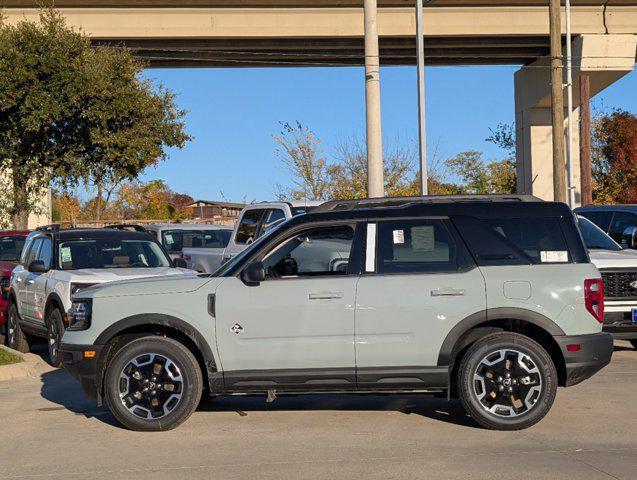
[3,197,637,433]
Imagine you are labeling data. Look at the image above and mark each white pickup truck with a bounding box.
[578,215,637,349]
[182,201,322,273]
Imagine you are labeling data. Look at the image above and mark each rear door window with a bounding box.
[235,209,266,245]
[376,219,473,274]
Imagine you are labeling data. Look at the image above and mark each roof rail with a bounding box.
[35,224,62,233]
[104,224,148,233]
[313,194,543,213]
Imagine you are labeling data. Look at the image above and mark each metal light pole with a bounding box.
[364,0,385,198]
[416,0,428,195]
[565,0,576,207]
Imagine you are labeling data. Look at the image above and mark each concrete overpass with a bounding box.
[4,1,637,203]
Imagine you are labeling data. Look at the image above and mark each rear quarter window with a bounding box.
[453,216,574,265]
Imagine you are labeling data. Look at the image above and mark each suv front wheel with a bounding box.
[46,308,66,368]
[457,332,558,430]
[104,336,203,431]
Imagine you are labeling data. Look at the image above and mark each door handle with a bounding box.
[309,292,343,300]
[431,288,465,297]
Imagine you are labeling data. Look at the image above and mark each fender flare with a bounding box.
[437,307,566,367]
[94,313,217,371]
[44,293,66,319]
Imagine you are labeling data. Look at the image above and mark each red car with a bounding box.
[0,231,29,336]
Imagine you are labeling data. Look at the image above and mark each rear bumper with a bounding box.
[602,311,637,340]
[60,343,103,400]
[555,333,613,387]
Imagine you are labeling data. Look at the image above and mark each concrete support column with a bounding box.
[364,0,384,198]
[515,34,636,204]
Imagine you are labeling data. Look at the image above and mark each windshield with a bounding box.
[0,235,27,262]
[162,229,232,253]
[578,216,622,251]
[58,239,171,270]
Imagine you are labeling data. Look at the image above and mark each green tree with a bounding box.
[445,151,516,195]
[0,9,189,228]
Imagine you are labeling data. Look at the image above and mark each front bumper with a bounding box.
[60,343,103,400]
[555,333,613,387]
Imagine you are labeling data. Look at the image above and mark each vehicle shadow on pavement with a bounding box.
[198,394,480,428]
[39,368,122,428]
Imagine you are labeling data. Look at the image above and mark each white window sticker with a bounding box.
[393,229,405,244]
[540,251,568,263]
[411,226,435,252]
[164,233,174,244]
[60,246,72,263]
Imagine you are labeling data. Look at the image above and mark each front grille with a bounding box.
[601,270,637,299]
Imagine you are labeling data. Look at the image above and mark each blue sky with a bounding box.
[140,66,637,202]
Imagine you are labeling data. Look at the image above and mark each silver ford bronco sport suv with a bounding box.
[60,196,613,431]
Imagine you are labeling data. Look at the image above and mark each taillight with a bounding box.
[584,278,604,323]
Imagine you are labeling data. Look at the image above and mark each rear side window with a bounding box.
[376,219,473,274]
[578,211,613,232]
[608,211,637,242]
[235,209,266,245]
[459,217,569,265]
[487,218,568,263]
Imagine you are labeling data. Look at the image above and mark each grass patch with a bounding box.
[0,348,23,366]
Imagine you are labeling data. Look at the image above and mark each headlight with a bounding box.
[1,277,10,301]
[70,283,98,296]
[67,299,92,331]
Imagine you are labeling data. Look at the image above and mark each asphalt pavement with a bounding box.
[0,342,635,480]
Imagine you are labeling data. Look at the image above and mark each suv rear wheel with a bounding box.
[46,308,65,368]
[5,302,30,353]
[104,336,203,431]
[457,332,558,430]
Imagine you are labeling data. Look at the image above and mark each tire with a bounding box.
[457,332,558,431]
[630,340,637,350]
[104,336,203,432]
[46,308,65,368]
[5,302,30,353]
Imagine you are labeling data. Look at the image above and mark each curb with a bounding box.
[0,345,51,382]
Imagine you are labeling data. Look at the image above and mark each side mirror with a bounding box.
[173,258,188,269]
[241,261,266,285]
[622,226,637,249]
[28,260,47,274]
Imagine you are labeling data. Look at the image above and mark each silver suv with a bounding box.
[60,196,613,431]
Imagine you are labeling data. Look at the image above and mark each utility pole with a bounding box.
[364,0,384,198]
[416,0,428,195]
[549,0,567,203]
[579,74,593,205]
[565,0,575,207]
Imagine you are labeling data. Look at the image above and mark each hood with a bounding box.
[588,248,637,269]
[64,267,192,282]
[0,260,18,275]
[77,273,223,299]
